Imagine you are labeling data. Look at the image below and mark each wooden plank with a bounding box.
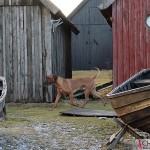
[34,6,43,102]
[121,107,150,124]
[117,0,123,84]
[134,0,140,72]
[99,0,115,10]
[34,6,41,102]
[9,0,11,5]
[129,116,150,128]
[142,0,147,68]
[139,123,150,133]
[19,6,25,101]
[107,127,127,150]
[112,1,117,87]
[110,89,150,108]
[2,7,6,78]
[133,79,150,84]
[38,6,43,101]
[26,6,33,102]
[4,0,9,5]
[39,0,60,15]
[31,6,35,100]
[122,0,129,82]
[146,0,150,68]
[0,0,4,6]
[42,7,52,102]
[138,0,144,70]
[5,7,11,101]
[41,6,47,102]
[115,99,150,116]
[0,8,3,76]
[8,6,13,101]
[17,6,21,100]
[23,6,28,101]
[11,0,33,6]
[12,7,18,102]
[129,0,135,77]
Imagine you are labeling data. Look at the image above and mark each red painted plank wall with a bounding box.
[112,0,150,86]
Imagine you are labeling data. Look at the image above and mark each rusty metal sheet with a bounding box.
[60,108,117,118]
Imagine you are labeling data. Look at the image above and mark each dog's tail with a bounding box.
[93,68,100,79]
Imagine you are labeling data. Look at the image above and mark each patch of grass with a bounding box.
[2,101,116,129]
[72,70,112,85]
[1,102,119,149]
[0,70,117,149]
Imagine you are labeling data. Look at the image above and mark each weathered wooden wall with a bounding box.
[0,2,72,103]
[112,0,150,86]
[70,0,112,70]
[51,25,71,78]
[50,24,71,100]
[0,0,41,6]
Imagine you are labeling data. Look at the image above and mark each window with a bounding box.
[146,15,150,28]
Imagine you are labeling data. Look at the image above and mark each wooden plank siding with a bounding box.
[0,6,43,102]
[0,4,71,103]
[41,7,52,102]
[70,0,112,70]
[112,0,150,86]
[51,22,72,100]
[2,0,41,6]
[0,7,3,76]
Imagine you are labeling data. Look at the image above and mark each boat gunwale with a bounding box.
[0,76,7,103]
[107,84,150,98]
[107,69,150,99]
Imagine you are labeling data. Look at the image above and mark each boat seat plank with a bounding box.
[133,79,150,84]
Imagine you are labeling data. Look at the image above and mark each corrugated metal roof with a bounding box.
[39,0,79,34]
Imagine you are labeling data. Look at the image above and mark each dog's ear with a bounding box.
[52,74,58,81]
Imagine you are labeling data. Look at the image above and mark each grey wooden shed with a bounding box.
[0,0,79,103]
[68,0,112,70]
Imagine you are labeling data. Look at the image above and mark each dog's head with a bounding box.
[44,74,58,85]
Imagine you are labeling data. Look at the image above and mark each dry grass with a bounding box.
[0,70,119,149]
[72,70,112,85]
[73,70,113,96]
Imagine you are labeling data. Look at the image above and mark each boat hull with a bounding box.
[0,76,7,120]
[107,69,150,133]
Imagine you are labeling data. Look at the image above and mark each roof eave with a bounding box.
[98,0,115,28]
[98,0,115,10]
[56,11,80,35]
[39,0,80,35]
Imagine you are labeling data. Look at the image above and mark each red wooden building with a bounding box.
[99,0,150,86]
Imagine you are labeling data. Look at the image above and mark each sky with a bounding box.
[51,0,83,16]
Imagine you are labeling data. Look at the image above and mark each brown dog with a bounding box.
[44,68,105,110]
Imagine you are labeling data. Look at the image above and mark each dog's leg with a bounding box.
[50,89,62,110]
[90,89,106,106]
[69,93,79,107]
[80,89,90,108]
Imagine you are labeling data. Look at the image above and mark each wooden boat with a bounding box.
[0,76,7,120]
[107,69,150,133]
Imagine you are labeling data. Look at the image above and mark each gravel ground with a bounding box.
[0,121,105,150]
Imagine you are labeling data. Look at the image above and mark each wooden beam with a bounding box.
[98,0,115,10]
[107,118,144,149]
[39,0,60,15]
